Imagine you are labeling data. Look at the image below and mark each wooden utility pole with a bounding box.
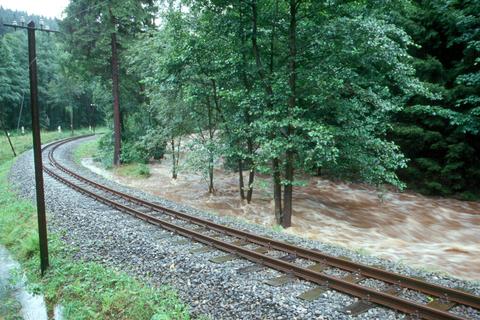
[3,19,59,275]
[111,32,121,166]
[27,20,49,273]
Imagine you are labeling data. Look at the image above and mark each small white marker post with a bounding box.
[21,126,25,134]
[89,125,92,132]
[58,125,62,133]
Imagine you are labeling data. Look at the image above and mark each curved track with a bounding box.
[42,136,480,320]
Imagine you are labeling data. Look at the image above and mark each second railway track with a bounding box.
[42,135,480,320]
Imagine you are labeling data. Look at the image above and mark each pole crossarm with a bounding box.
[3,23,61,33]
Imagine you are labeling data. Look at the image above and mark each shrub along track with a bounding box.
[42,136,480,320]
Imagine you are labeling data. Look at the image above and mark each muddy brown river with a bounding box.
[83,156,480,280]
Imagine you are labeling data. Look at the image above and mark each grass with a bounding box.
[114,163,151,178]
[0,129,190,320]
[73,138,99,165]
[271,225,284,233]
[0,129,92,164]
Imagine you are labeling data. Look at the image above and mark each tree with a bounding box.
[61,0,156,165]
[391,0,480,198]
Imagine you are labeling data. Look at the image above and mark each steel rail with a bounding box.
[46,136,480,310]
[43,136,480,319]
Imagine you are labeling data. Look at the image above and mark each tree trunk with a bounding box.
[238,160,246,200]
[246,137,255,203]
[109,6,122,166]
[252,0,281,217]
[273,158,282,225]
[111,31,121,166]
[208,155,214,194]
[283,152,293,228]
[247,166,255,204]
[171,138,177,179]
[282,0,298,228]
[207,96,215,194]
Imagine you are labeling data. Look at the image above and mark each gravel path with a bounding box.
[9,136,480,320]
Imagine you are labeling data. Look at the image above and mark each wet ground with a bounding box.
[0,245,63,320]
[83,156,480,281]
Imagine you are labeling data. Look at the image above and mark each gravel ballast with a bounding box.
[9,136,480,320]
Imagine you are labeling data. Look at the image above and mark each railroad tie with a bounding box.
[425,298,456,311]
[172,239,190,245]
[298,263,329,300]
[342,285,402,316]
[190,246,214,254]
[237,253,296,274]
[209,245,267,264]
[264,274,295,287]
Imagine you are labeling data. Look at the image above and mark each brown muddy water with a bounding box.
[83,156,480,280]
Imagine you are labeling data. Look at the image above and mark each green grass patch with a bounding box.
[73,138,99,165]
[0,129,94,164]
[0,130,190,320]
[271,225,284,233]
[114,163,151,178]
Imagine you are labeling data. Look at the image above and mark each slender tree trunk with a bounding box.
[176,138,181,169]
[208,155,214,194]
[70,105,74,136]
[251,0,282,217]
[207,96,215,194]
[282,0,298,228]
[171,138,177,179]
[246,138,255,203]
[283,153,293,227]
[238,160,246,200]
[109,7,122,166]
[240,12,256,203]
[111,31,121,166]
[247,168,255,203]
[273,158,282,224]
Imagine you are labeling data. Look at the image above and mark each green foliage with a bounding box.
[121,141,150,164]
[0,7,104,132]
[120,130,166,164]
[97,131,114,169]
[127,0,420,201]
[391,0,480,197]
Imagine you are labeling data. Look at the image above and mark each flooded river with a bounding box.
[83,156,480,280]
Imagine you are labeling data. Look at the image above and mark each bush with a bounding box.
[121,141,150,164]
[96,131,114,169]
[121,129,166,164]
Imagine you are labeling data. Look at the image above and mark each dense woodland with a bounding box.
[0,1,478,227]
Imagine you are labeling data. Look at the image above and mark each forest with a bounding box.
[1,0,479,227]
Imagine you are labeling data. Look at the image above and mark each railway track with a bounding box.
[42,135,480,320]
